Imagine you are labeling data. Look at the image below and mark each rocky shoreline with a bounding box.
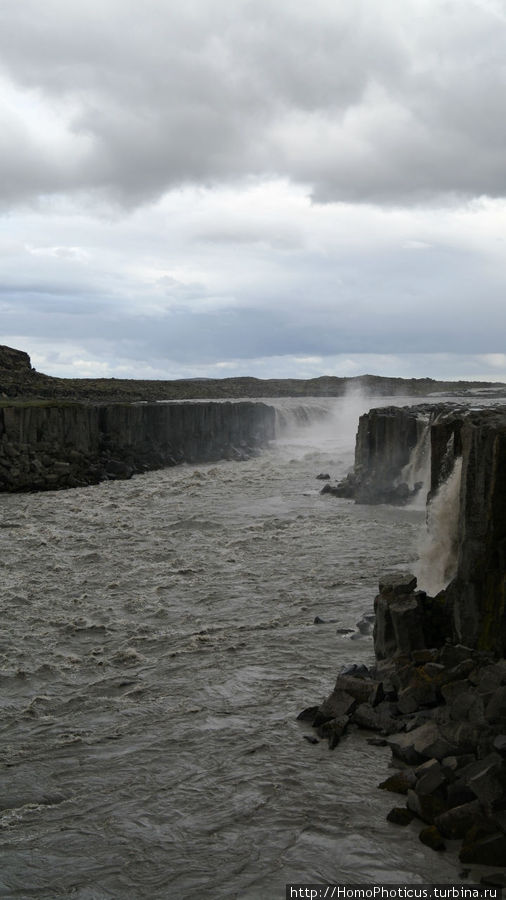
[300,572,506,868]
[301,403,506,877]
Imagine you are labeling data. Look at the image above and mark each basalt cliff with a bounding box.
[0,401,275,493]
[305,403,506,871]
[324,403,506,656]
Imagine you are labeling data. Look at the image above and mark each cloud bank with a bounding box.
[1,0,506,379]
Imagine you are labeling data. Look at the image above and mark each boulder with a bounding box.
[352,702,399,734]
[378,770,416,795]
[332,674,384,706]
[388,721,457,764]
[407,788,447,824]
[459,832,506,866]
[378,573,418,595]
[317,715,350,749]
[419,825,446,851]
[312,690,356,727]
[374,591,426,660]
[414,759,445,795]
[435,800,484,839]
[485,686,506,725]
[387,806,416,825]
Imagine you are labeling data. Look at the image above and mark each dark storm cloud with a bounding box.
[1,0,506,207]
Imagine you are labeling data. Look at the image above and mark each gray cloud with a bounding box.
[1,0,506,207]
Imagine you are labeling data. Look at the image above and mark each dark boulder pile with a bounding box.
[299,574,506,867]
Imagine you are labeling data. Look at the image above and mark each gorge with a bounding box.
[2,344,506,894]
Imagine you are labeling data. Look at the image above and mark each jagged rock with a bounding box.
[374,591,426,660]
[414,759,445,795]
[397,670,439,714]
[0,345,32,373]
[419,825,446,851]
[105,459,134,479]
[378,573,418,595]
[338,663,371,679]
[466,756,505,806]
[448,691,485,724]
[407,788,447,823]
[485,686,506,725]
[332,674,384,706]
[492,735,506,756]
[352,702,399,734]
[440,678,471,704]
[439,721,485,756]
[438,644,476,668]
[435,800,484,839]
[312,690,356,728]
[387,806,416,825]
[317,715,350,749]
[296,706,320,723]
[355,613,376,635]
[441,754,476,778]
[320,483,341,497]
[378,770,416,794]
[446,780,476,809]
[476,662,506,694]
[459,832,506,866]
[387,721,457,764]
[439,659,476,684]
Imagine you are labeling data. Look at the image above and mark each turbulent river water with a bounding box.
[1,396,467,899]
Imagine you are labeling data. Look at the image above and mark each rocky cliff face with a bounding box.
[0,400,275,492]
[328,402,506,656]
[304,405,506,866]
[326,405,436,504]
[448,410,506,655]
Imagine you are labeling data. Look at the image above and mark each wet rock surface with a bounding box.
[299,569,506,868]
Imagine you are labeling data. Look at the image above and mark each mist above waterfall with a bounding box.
[271,388,382,470]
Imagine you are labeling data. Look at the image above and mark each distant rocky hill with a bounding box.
[1,344,505,402]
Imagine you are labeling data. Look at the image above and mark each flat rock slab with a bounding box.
[378,573,418,595]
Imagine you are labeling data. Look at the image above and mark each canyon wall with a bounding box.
[326,405,435,504]
[327,403,506,656]
[0,400,276,492]
[448,410,506,655]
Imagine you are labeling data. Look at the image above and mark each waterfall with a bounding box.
[414,454,463,595]
[271,400,333,438]
[398,416,431,508]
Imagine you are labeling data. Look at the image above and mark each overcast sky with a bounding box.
[2,0,506,382]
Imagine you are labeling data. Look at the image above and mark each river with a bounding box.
[0,396,463,898]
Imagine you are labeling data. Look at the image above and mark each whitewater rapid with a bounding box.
[0,397,462,899]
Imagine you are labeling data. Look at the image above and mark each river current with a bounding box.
[1,396,465,898]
